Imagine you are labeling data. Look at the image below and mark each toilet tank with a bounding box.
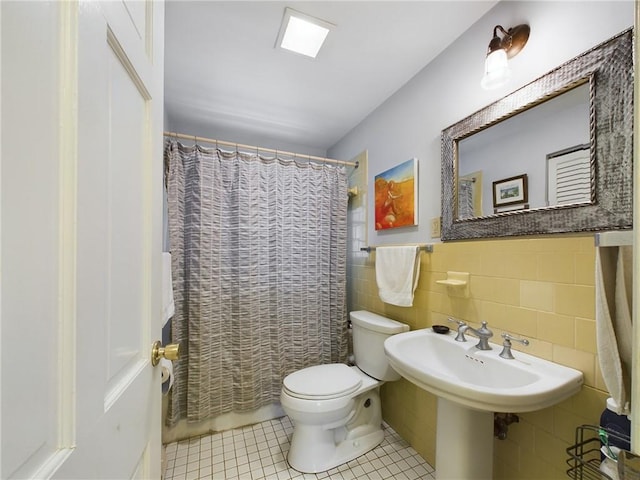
[350,310,409,381]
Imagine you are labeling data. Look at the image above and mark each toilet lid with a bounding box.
[283,364,362,400]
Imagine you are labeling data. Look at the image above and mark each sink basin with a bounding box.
[384,327,584,479]
[384,327,583,413]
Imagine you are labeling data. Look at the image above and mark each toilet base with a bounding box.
[282,368,389,474]
[287,424,384,474]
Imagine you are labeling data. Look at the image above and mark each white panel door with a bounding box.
[1,1,165,478]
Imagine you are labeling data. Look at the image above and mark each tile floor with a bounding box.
[163,416,435,480]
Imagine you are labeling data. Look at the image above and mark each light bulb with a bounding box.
[481,49,511,90]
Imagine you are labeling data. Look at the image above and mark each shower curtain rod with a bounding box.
[164,131,358,168]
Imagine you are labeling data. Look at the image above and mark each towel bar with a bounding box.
[361,244,433,253]
[594,231,633,247]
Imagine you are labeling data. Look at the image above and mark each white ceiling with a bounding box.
[164,1,498,152]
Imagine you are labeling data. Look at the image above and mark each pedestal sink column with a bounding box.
[436,398,494,480]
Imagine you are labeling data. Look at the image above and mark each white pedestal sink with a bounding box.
[436,398,493,479]
[384,327,583,480]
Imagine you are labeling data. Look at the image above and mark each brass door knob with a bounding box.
[151,341,180,366]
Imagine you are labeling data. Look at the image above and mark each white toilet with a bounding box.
[280,310,409,473]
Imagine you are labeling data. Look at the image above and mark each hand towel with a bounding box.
[375,246,420,307]
[162,252,175,324]
[595,246,632,414]
[615,246,633,365]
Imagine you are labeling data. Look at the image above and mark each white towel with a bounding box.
[162,252,175,324]
[595,246,632,414]
[375,246,421,307]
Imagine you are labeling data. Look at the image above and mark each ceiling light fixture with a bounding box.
[276,8,334,59]
[481,24,530,90]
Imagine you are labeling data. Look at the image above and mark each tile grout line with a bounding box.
[164,417,435,480]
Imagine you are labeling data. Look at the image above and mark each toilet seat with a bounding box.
[283,364,362,400]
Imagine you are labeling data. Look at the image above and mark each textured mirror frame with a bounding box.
[441,29,633,241]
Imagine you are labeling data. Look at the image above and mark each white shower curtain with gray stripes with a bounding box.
[165,141,349,425]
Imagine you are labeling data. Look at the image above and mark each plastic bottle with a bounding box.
[600,397,631,455]
[598,397,631,479]
[599,457,619,479]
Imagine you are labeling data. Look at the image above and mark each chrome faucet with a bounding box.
[457,321,493,351]
[499,333,530,359]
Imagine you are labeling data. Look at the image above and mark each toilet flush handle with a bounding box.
[151,341,180,366]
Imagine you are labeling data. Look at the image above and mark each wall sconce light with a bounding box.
[480,24,530,90]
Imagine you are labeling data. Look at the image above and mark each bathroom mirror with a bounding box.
[441,29,633,241]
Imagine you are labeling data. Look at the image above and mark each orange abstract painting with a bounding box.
[374,158,418,230]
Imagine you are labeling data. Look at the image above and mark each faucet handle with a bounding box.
[499,333,530,359]
[447,318,468,342]
[447,317,466,327]
[501,332,529,345]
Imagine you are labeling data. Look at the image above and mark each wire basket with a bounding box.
[566,424,631,479]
